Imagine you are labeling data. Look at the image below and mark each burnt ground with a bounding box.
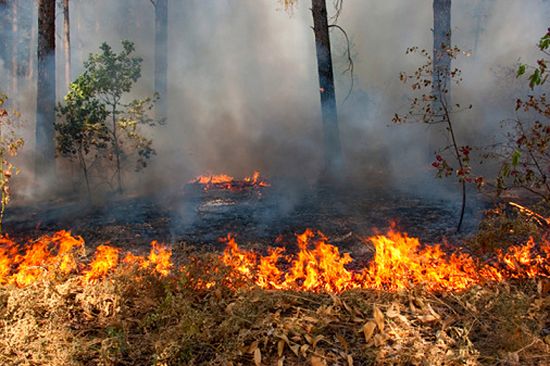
[3,182,490,258]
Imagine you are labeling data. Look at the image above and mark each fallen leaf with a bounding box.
[363,321,376,342]
[373,305,385,332]
[417,315,438,323]
[311,356,326,366]
[254,347,262,366]
[278,339,285,357]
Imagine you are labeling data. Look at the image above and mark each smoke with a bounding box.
[4,0,550,204]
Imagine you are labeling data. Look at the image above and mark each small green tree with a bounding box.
[56,41,162,195]
[0,93,24,233]
[394,46,482,232]
[55,75,110,198]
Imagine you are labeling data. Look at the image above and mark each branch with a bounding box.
[328,24,354,105]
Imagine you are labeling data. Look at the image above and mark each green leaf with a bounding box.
[511,149,521,166]
[517,64,526,77]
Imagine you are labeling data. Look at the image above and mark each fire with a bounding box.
[0,231,84,287]
[0,226,548,292]
[220,228,549,292]
[0,232,172,287]
[190,171,270,191]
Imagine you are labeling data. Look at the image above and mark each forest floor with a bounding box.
[1,185,549,365]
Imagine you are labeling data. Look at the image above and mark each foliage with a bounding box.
[394,46,481,232]
[496,29,550,202]
[56,41,162,196]
[0,94,24,233]
[55,74,110,197]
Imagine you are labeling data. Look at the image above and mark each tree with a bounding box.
[0,1,10,78]
[36,0,56,186]
[151,0,168,123]
[283,0,342,175]
[312,0,342,175]
[496,29,550,202]
[55,76,109,198]
[394,46,479,232]
[432,0,452,116]
[56,41,162,195]
[62,0,71,92]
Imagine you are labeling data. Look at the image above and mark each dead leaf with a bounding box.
[277,356,285,366]
[248,340,260,354]
[373,305,385,332]
[277,339,285,357]
[311,356,326,366]
[254,347,262,366]
[417,315,438,323]
[363,321,376,342]
[385,303,400,318]
[373,333,387,347]
[347,354,353,366]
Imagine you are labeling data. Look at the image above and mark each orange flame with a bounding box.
[220,229,549,292]
[0,227,548,292]
[190,171,270,191]
[0,231,84,287]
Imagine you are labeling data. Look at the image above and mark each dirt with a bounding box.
[4,183,489,257]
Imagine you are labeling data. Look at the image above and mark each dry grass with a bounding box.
[0,254,548,366]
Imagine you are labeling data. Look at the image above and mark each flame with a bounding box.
[190,171,270,191]
[0,226,548,292]
[220,228,549,292]
[0,232,172,287]
[0,231,84,287]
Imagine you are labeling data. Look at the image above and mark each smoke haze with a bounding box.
[3,0,550,200]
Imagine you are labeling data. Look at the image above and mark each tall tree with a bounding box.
[62,0,71,90]
[152,0,168,123]
[36,0,56,183]
[0,0,9,77]
[10,0,18,96]
[311,0,342,174]
[432,0,452,107]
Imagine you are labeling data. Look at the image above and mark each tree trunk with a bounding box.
[36,0,56,185]
[154,0,168,122]
[432,0,451,108]
[0,0,10,81]
[28,2,37,81]
[10,0,18,97]
[63,0,71,90]
[311,0,342,175]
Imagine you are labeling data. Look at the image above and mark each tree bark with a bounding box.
[432,0,451,108]
[311,0,342,175]
[36,0,56,184]
[10,0,18,97]
[0,0,6,68]
[63,0,71,90]
[154,0,168,122]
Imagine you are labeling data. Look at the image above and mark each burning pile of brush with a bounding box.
[188,171,270,192]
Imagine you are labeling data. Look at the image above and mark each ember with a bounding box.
[1,226,548,292]
[189,171,270,191]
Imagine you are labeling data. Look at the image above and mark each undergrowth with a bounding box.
[0,255,548,366]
